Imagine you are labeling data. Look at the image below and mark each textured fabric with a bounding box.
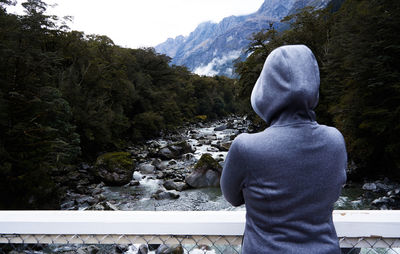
[221,45,347,254]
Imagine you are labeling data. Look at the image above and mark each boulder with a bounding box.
[214,125,228,131]
[207,147,219,153]
[218,141,232,151]
[157,141,195,159]
[138,244,149,254]
[156,245,184,254]
[152,190,180,200]
[87,201,119,211]
[93,152,135,186]
[138,163,156,174]
[362,183,377,191]
[185,153,222,188]
[129,180,140,186]
[76,245,99,254]
[114,245,129,253]
[163,180,189,191]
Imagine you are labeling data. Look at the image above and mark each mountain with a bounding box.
[155,0,331,77]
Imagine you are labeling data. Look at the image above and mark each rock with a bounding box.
[76,196,96,206]
[138,244,149,254]
[388,188,400,196]
[154,161,169,171]
[156,245,184,254]
[152,158,162,167]
[87,201,119,211]
[114,245,129,253]
[148,244,160,251]
[139,163,156,174]
[372,197,392,206]
[214,125,228,131]
[185,153,222,188]
[92,187,103,196]
[362,183,377,191]
[207,147,219,152]
[199,139,211,145]
[158,141,194,160]
[168,159,178,165]
[376,182,391,192]
[218,141,232,151]
[158,147,176,160]
[129,180,140,186]
[93,152,135,186]
[77,245,99,254]
[182,153,195,162]
[163,180,189,191]
[152,190,180,200]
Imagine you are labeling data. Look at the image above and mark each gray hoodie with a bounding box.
[221,45,347,254]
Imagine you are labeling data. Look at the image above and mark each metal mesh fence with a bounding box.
[1,234,400,254]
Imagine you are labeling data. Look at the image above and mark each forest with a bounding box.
[235,0,400,181]
[0,0,237,208]
[0,0,399,209]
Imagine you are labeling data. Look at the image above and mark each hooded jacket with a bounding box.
[221,45,347,254]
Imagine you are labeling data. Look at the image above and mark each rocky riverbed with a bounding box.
[60,116,400,212]
[60,116,248,211]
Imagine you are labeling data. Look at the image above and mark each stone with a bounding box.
[156,244,184,254]
[129,180,140,186]
[114,245,129,253]
[182,153,195,162]
[218,141,232,151]
[152,190,180,200]
[157,141,194,160]
[158,147,175,160]
[362,183,377,191]
[214,125,228,131]
[138,244,149,254]
[87,201,119,211]
[138,163,156,174]
[163,180,189,191]
[376,182,391,192]
[76,245,99,254]
[93,152,135,186]
[207,147,219,152]
[185,153,222,188]
[372,197,392,206]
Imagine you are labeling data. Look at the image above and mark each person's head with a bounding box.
[250,45,320,125]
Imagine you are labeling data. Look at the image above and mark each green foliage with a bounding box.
[95,152,134,171]
[194,153,222,172]
[0,0,238,208]
[235,0,400,179]
[0,0,80,209]
[324,0,400,178]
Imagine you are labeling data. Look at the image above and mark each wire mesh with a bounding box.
[1,234,400,254]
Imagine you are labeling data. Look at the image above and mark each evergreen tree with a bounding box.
[325,0,400,178]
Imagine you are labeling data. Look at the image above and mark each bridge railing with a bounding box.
[1,210,400,253]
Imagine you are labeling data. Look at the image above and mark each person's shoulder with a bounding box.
[318,124,346,146]
[230,132,256,151]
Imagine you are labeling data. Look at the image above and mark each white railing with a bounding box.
[1,210,400,252]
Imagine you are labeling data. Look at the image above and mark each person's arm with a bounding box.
[220,136,247,206]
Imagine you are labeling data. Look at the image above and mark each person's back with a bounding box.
[221,45,347,254]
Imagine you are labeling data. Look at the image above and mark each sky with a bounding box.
[7,0,264,49]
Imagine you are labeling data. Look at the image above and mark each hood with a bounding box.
[250,45,320,126]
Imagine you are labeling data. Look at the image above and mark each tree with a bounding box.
[324,0,400,178]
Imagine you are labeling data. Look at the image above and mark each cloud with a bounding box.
[194,50,241,76]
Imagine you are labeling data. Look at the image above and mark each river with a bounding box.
[61,116,399,213]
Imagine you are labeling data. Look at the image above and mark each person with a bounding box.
[220,45,347,254]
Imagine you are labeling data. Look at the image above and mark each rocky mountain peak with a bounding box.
[155,0,330,77]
